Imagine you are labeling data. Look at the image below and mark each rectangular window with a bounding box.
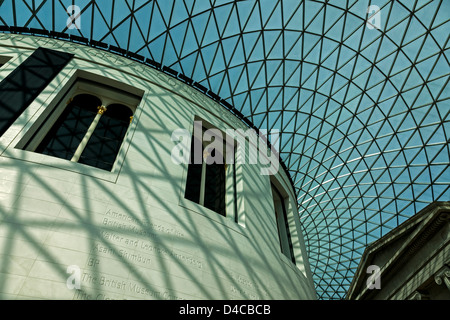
[0,47,74,137]
[272,183,296,264]
[185,121,236,218]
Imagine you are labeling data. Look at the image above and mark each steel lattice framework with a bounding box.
[0,0,449,299]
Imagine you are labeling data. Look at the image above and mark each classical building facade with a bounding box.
[347,202,450,300]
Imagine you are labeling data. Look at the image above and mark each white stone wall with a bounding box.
[0,34,317,300]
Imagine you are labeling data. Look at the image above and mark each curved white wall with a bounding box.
[0,34,316,300]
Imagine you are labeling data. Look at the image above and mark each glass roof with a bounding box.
[0,0,449,299]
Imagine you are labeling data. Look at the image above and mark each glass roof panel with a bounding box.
[0,0,449,300]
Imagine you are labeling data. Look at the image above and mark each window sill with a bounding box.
[178,197,247,237]
[0,148,121,183]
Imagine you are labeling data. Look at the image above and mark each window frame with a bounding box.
[269,175,309,271]
[272,182,296,265]
[22,81,138,171]
[185,123,234,217]
[0,55,12,69]
[0,51,32,85]
[179,116,245,232]
[3,69,143,182]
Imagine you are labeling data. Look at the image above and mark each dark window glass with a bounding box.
[272,184,296,264]
[185,135,202,204]
[185,128,226,216]
[36,94,99,160]
[204,149,226,216]
[0,47,73,137]
[79,104,132,171]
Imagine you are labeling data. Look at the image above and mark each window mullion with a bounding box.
[199,159,207,206]
[71,105,107,163]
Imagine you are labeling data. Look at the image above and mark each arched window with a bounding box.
[17,76,142,173]
[79,104,133,171]
[32,93,134,172]
[36,94,100,161]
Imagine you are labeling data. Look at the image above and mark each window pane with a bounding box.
[272,184,295,264]
[0,47,73,136]
[79,104,132,171]
[185,135,202,204]
[204,149,226,216]
[36,94,99,160]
